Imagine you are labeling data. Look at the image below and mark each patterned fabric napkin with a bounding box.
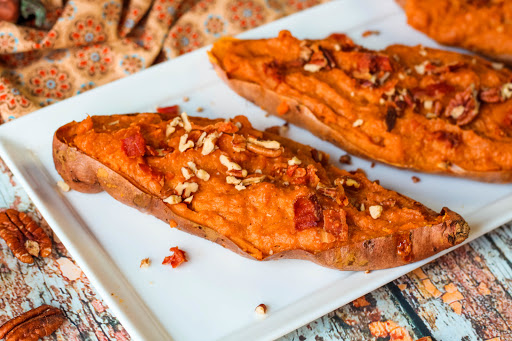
[0,0,327,123]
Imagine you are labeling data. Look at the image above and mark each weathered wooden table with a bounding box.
[0,153,511,340]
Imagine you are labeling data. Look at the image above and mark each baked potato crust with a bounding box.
[209,33,512,182]
[53,114,469,271]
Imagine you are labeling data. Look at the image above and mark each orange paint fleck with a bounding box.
[442,291,464,304]
[352,296,370,307]
[477,282,491,295]
[422,279,442,298]
[277,101,289,116]
[444,282,458,293]
[56,257,83,281]
[449,301,462,315]
[91,299,106,313]
[369,320,413,341]
[411,267,428,280]
[397,283,407,291]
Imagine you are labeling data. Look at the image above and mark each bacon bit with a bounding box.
[371,162,376,168]
[422,279,442,298]
[433,131,460,149]
[411,176,420,183]
[156,105,179,114]
[277,101,289,115]
[169,220,178,228]
[196,107,204,112]
[362,30,380,37]
[323,210,348,240]
[386,106,397,132]
[352,296,370,307]
[138,163,164,183]
[293,195,322,231]
[339,154,352,164]
[145,145,159,157]
[183,96,189,102]
[162,247,187,268]
[121,132,146,157]
[412,82,454,99]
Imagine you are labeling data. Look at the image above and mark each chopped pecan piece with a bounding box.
[246,139,283,158]
[0,209,52,264]
[293,195,322,231]
[444,86,480,125]
[0,305,65,341]
[339,154,352,164]
[162,246,187,268]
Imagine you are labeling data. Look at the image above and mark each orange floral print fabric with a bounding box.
[0,0,327,122]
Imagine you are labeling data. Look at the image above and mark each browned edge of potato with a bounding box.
[208,44,512,183]
[53,116,470,271]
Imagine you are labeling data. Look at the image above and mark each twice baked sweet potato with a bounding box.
[397,0,512,65]
[209,31,512,182]
[53,112,469,270]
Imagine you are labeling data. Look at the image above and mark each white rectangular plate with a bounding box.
[1,1,512,340]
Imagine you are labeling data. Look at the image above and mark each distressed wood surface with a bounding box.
[0,152,511,341]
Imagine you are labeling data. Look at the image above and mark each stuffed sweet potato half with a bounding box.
[53,112,469,270]
[209,31,512,182]
[398,0,512,65]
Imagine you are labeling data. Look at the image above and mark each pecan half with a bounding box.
[444,86,480,126]
[0,209,52,264]
[0,305,65,341]
[246,142,283,158]
[479,87,502,103]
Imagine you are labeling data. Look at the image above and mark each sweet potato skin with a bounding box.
[208,50,512,183]
[53,115,469,271]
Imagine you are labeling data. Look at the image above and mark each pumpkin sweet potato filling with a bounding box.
[55,112,466,265]
[210,31,512,181]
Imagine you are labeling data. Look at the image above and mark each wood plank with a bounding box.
[280,225,512,341]
[0,159,130,340]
